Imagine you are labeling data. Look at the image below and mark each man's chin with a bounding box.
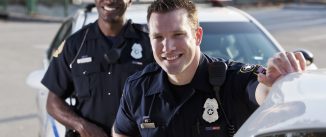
[103,18,117,23]
[163,67,181,75]
[100,15,122,23]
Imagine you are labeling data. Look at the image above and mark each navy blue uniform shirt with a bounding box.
[114,54,260,137]
[41,19,153,135]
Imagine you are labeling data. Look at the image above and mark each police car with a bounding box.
[235,69,326,137]
[26,3,317,137]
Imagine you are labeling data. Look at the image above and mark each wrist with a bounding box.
[74,118,88,133]
[256,83,271,105]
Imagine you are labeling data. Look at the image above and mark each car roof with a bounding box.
[235,69,326,137]
[198,5,250,22]
[125,4,251,24]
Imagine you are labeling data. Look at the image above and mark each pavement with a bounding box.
[0,11,64,23]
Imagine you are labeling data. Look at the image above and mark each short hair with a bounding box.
[147,0,198,30]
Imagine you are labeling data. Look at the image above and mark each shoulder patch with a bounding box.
[240,64,255,73]
[239,64,266,75]
[52,40,65,58]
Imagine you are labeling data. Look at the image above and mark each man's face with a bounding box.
[95,0,130,22]
[148,9,202,75]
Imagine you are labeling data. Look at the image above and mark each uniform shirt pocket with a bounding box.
[73,76,90,98]
[71,62,100,98]
[139,123,167,137]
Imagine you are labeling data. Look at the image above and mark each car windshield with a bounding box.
[257,129,326,137]
[200,22,278,66]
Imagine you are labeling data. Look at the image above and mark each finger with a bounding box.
[286,52,299,72]
[258,73,274,87]
[268,53,287,75]
[266,57,281,75]
[294,52,306,71]
[279,52,294,73]
[257,73,267,84]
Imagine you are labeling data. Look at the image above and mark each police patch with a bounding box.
[240,64,255,73]
[52,40,65,58]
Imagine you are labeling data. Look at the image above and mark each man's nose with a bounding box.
[162,38,176,52]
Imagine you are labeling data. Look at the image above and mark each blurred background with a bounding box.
[0,0,325,136]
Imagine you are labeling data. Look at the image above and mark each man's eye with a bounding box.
[153,35,163,40]
[174,33,185,37]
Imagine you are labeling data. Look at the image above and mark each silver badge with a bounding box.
[202,98,219,123]
[131,43,143,59]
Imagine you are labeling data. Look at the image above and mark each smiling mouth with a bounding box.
[163,54,182,61]
[103,6,116,12]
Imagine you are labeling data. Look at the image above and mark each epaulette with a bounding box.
[203,53,226,64]
[226,60,243,70]
[133,23,149,33]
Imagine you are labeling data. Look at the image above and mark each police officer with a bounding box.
[41,0,153,136]
[112,0,306,137]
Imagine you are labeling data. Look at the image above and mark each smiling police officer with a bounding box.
[112,0,306,137]
[41,0,153,137]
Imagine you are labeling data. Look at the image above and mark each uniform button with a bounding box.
[108,72,111,75]
[107,92,111,95]
[83,71,87,75]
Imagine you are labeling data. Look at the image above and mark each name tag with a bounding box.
[140,122,156,129]
[77,57,92,64]
[140,116,156,129]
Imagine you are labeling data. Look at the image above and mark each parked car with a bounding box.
[26,3,317,137]
[235,69,326,137]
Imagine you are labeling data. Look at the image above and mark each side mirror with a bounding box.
[294,49,314,66]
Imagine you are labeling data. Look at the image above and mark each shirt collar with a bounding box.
[145,67,169,96]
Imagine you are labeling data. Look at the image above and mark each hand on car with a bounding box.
[77,121,109,137]
[258,52,306,87]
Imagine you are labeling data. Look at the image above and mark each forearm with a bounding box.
[46,91,87,133]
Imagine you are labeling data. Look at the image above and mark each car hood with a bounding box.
[235,69,326,137]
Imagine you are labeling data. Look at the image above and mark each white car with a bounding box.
[26,3,317,137]
[235,69,326,137]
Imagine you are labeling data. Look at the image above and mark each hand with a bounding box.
[77,121,109,137]
[258,52,306,87]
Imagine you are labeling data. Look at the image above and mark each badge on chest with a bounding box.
[131,43,143,59]
[202,98,219,123]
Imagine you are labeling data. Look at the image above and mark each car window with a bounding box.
[256,129,326,137]
[47,18,73,60]
[200,22,279,66]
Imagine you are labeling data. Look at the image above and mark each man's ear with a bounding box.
[195,26,203,46]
